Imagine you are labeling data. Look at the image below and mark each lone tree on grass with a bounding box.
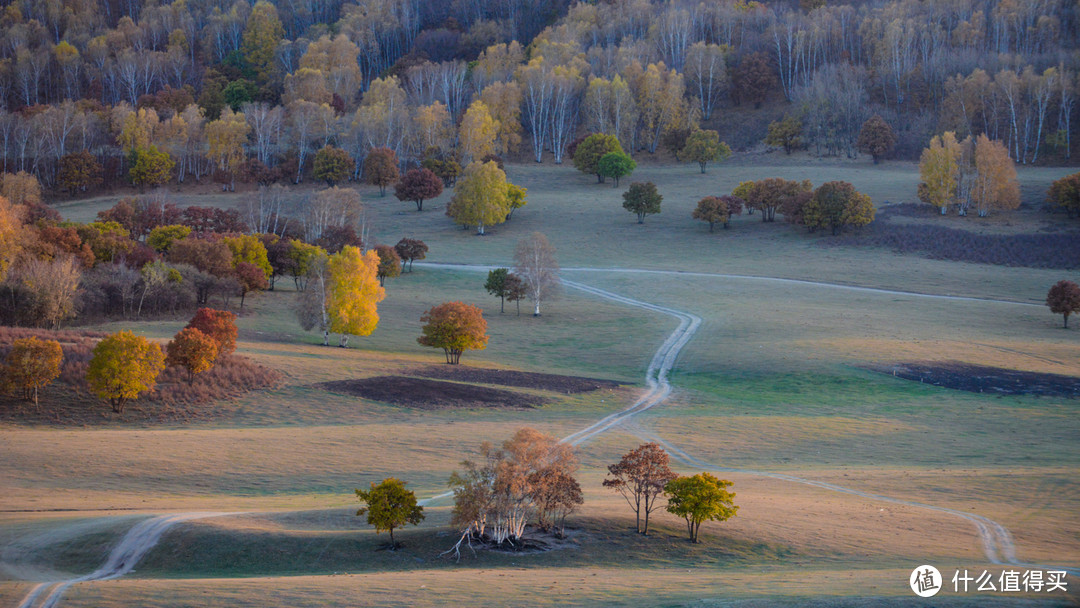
[678,130,731,173]
[394,168,443,211]
[664,472,738,543]
[312,145,352,186]
[355,477,425,549]
[166,327,219,383]
[856,115,896,164]
[373,245,402,286]
[418,302,489,364]
[573,133,624,183]
[86,330,166,414]
[394,238,428,272]
[1046,280,1080,328]
[692,195,743,232]
[603,443,678,535]
[514,232,560,316]
[622,182,662,224]
[2,337,63,406]
[363,147,399,196]
[445,160,511,235]
[598,151,635,187]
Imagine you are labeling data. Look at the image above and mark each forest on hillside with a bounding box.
[0,0,1077,193]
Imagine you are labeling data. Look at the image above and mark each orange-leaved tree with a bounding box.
[603,443,678,535]
[417,302,489,364]
[166,327,220,383]
[373,245,401,286]
[2,336,63,406]
[186,308,239,359]
[972,134,1020,217]
[86,330,166,413]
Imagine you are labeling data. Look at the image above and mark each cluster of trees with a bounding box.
[4,0,1075,199]
[917,132,1020,216]
[444,427,583,557]
[604,443,737,543]
[354,439,738,554]
[81,307,237,413]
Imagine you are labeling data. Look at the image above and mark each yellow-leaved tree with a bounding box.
[0,194,22,282]
[86,330,166,414]
[325,246,385,347]
[458,100,500,163]
[972,134,1020,217]
[445,161,510,235]
[918,132,961,214]
[206,108,251,192]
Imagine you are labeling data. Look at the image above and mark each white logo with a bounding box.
[911,565,942,597]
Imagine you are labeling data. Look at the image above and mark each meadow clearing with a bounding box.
[1,154,1078,607]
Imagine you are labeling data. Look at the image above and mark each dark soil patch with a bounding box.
[320,376,544,409]
[0,328,284,426]
[411,365,622,394]
[868,361,1080,397]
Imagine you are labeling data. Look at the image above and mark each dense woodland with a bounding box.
[0,0,1076,195]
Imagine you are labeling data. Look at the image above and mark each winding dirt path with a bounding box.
[9,264,1069,607]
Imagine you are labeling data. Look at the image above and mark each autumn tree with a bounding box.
[12,257,82,329]
[603,443,678,535]
[393,238,428,272]
[394,168,443,211]
[355,478,425,549]
[573,134,624,183]
[802,181,875,235]
[972,135,1020,217]
[1047,173,1080,218]
[446,161,510,235]
[234,262,269,309]
[418,302,489,364]
[664,473,738,543]
[693,195,743,232]
[1046,280,1080,328]
[765,115,802,154]
[2,337,63,406]
[58,151,103,195]
[86,330,166,414]
[857,116,897,164]
[147,225,192,253]
[206,109,250,192]
[514,232,559,317]
[363,147,399,196]
[598,152,636,188]
[742,178,813,222]
[1,171,43,207]
[323,246,385,347]
[373,245,401,286]
[918,132,962,214]
[678,130,731,174]
[733,52,777,109]
[504,273,528,316]
[185,308,239,359]
[223,234,273,279]
[240,0,285,84]
[165,327,219,383]
[459,100,500,162]
[313,146,352,186]
[129,146,174,188]
[622,182,662,224]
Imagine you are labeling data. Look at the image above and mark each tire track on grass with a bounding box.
[16,513,232,608]
[546,270,1075,577]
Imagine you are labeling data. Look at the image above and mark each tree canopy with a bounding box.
[1046,280,1080,328]
[356,478,425,549]
[678,130,731,173]
[603,443,678,535]
[622,182,663,224]
[664,473,738,543]
[86,330,166,413]
[2,337,63,406]
[417,301,489,364]
[394,168,444,212]
[446,160,510,235]
[573,133,624,183]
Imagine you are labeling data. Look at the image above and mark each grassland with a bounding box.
[1,157,1078,606]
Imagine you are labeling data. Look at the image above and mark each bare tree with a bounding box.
[513,232,559,317]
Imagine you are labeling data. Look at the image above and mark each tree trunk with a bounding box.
[699,162,706,173]
[1065,313,1070,329]
[708,222,714,233]
[534,301,540,316]
[499,296,505,313]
